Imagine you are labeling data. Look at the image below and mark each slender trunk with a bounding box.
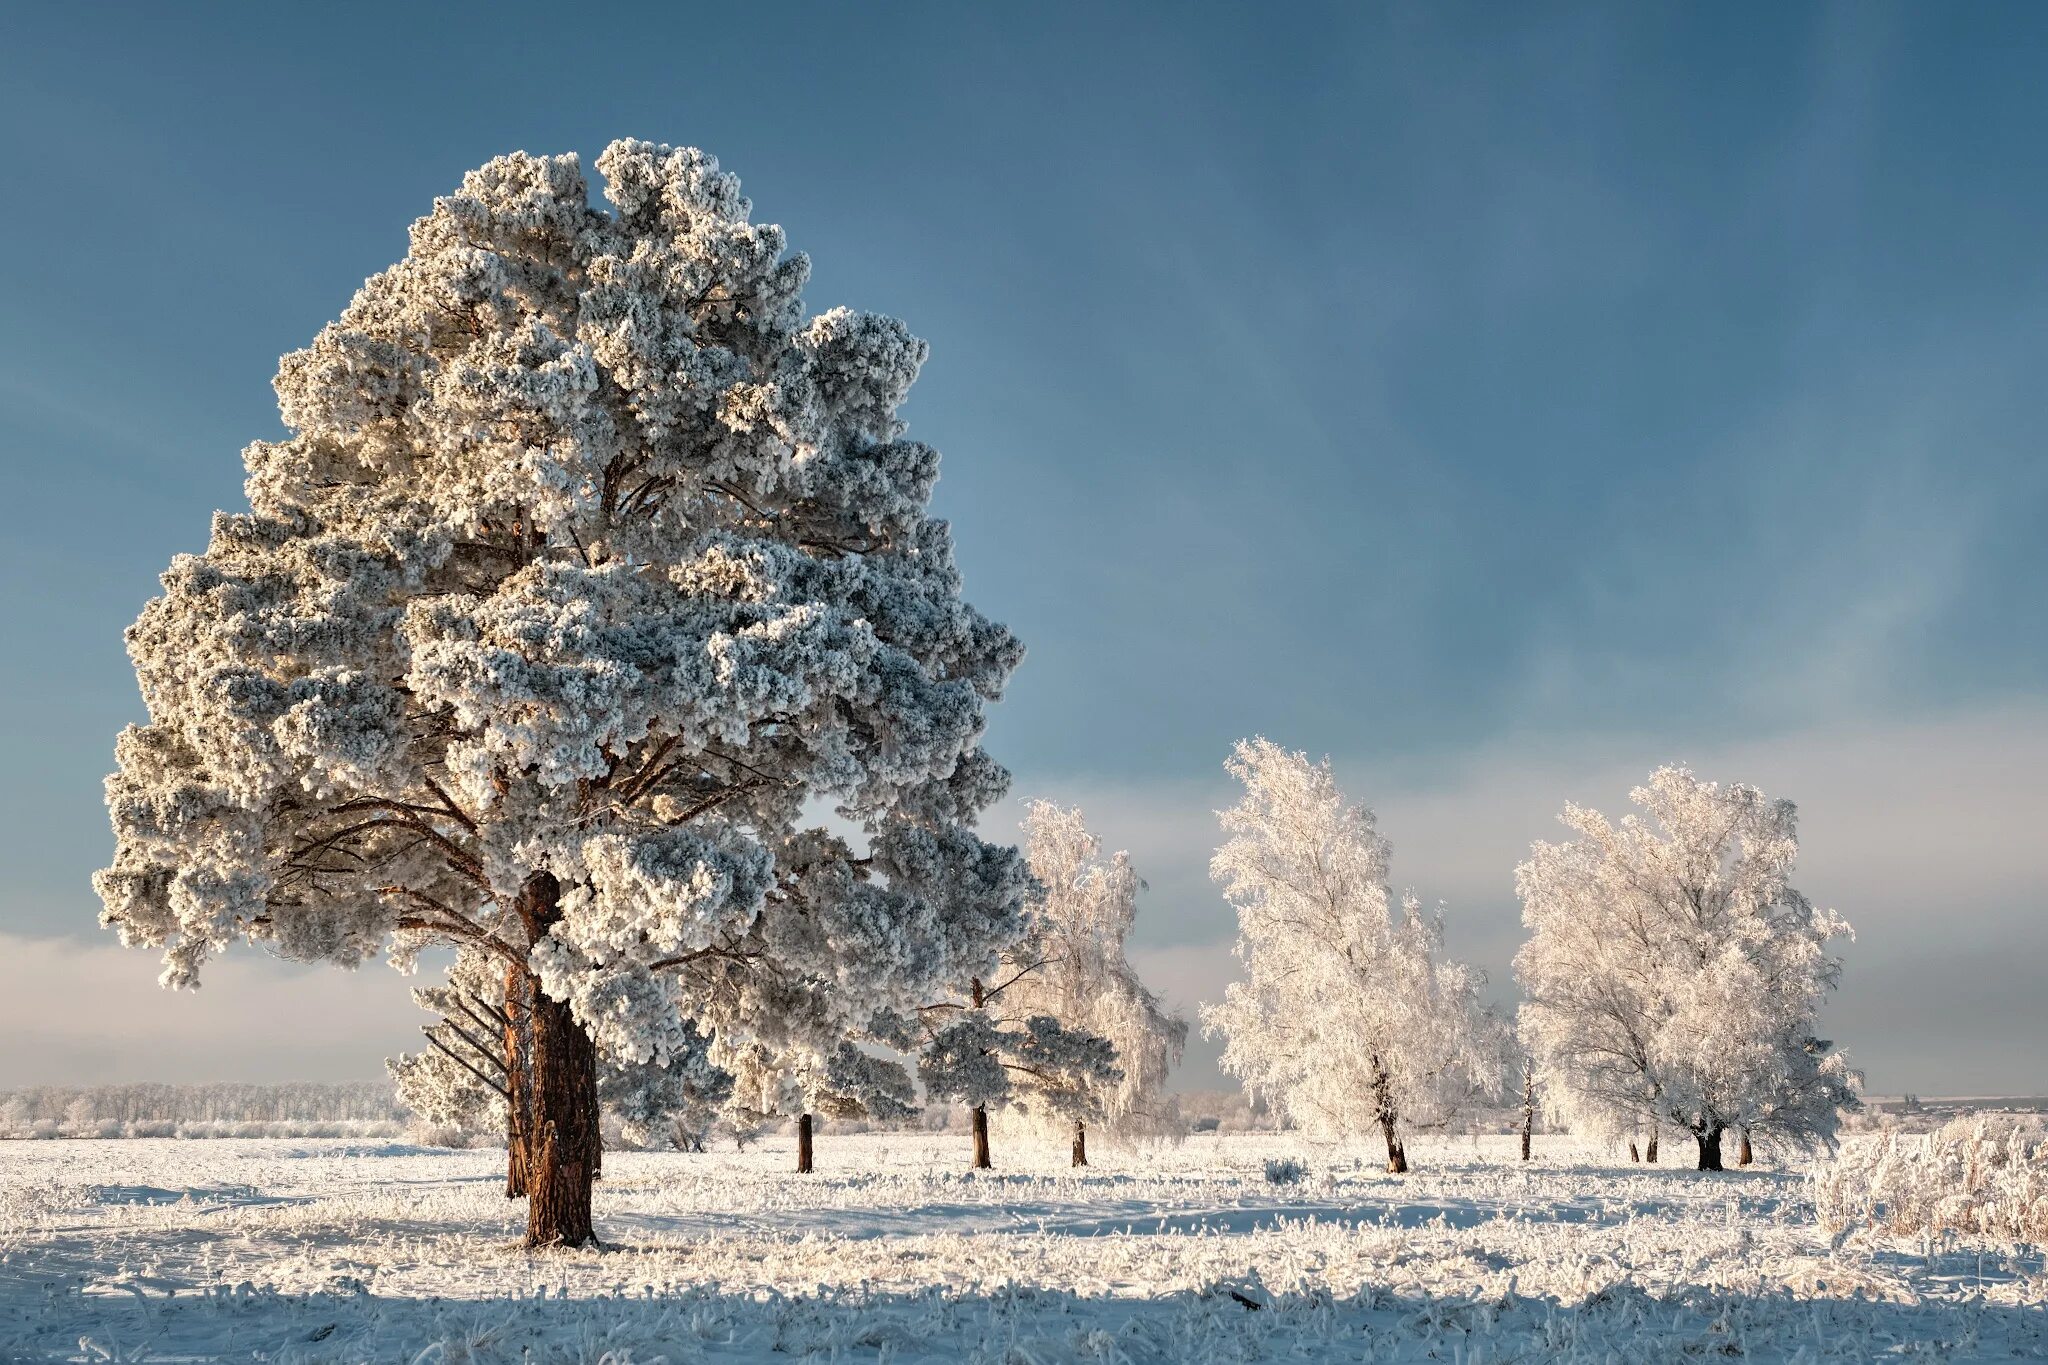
[503,963,529,1199]
[1629,1141,1641,1163]
[1380,1116,1408,1174]
[1072,1119,1088,1168]
[1738,1129,1753,1167]
[1696,1124,1726,1171]
[1368,1053,1407,1173]
[517,872,601,1249]
[1645,1128,1659,1164]
[1518,1063,1534,1161]
[796,1113,814,1174]
[969,976,994,1170]
[971,1104,992,1169]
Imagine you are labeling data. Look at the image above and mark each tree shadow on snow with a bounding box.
[13,1262,2043,1363]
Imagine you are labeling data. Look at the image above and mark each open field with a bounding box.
[3,1132,2043,1362]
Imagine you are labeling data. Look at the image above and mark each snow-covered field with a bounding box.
[3,1132,2042,1362]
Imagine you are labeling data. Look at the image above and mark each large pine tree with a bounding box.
[97,141,1027,1246]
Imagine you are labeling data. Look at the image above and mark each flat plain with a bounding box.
[3,1131,2042,1362]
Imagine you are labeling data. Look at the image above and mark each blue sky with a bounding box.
[2,2,2044,1094]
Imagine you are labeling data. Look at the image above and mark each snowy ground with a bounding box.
[3,1131,2042,1362]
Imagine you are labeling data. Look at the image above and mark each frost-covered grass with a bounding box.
[1815,1116,2048,1250]
[3,1132,2043,1361]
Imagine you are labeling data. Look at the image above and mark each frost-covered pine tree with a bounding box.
[1201,740,1498,1172]
[97,140,1028,1246]
[910,839,1128,1172]
[915,986,1121,1170]
[1514,766,1859,1170]
[600,1036,734,1153]
[723,1034,916,1173]
[389,946,731,1164]
[1003,801,1186,1165]
[385,946,531,1190]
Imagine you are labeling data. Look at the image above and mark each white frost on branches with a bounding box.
[1201,740,1499,1164]
[1514,766,1859,1162]
[98,139,1027,1112]
[388,946,734,1150]
[1001,801,1186,1139]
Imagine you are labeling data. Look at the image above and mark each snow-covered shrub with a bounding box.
[1263,1156,1307,1185]
[1813,1118,2048,1248]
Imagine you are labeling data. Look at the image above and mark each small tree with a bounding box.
[1514,767,1860,1170]
[914,973,1122,1170]
[1502,1022,1543,1162]
[725,1036,915,1173]
[98,140,1027,1246]
[1008,801,1187,1165]
[1201,739,1498,1173]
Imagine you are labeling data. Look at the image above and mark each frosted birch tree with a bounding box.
[1004,800,1186,1165]
[1202,740,1498,1172]
[1514,766,1859,1170]
[97,140,1028,1246]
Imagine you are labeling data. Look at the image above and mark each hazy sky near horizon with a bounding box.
[1,2,2043,1096]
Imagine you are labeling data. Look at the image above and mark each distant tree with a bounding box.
[914,969,1122,1171]
[1001,801,1187,1165]
[97,140,1027,1246]
[1201,739,1499,1172]
[724,1036,916,1173]
[1502,1022,1544,1162]
[1514,767,1860,1170]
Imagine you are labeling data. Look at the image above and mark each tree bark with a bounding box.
[1072,1119,1088,1168]
[1645,1128,1659,1163]
[796,1112,814,1174]
[1738,1129,1753,1166]
[968,976,993,1171]
[516,872,601,1248]
[1696,1125,1726,1171]
[1518,1064,1534,1161]
[1628,1141,1641,1163]
[503,963,529,1199]
[971,1104,992,1169]
[1368,1053,1407,1173]
[1381,1118,1409,1174]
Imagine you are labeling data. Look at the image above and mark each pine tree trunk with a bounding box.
[1072,1119,1087,1167]
[1696,1125,1726,1171]
[968,975,993,1171]
[503,963,529,1199]
[1738,1129,1753,1166]
[971,1103,992,1169]
[796,1113,814,1174]
[517,872,601,1249]
[505,1119,526,1196]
